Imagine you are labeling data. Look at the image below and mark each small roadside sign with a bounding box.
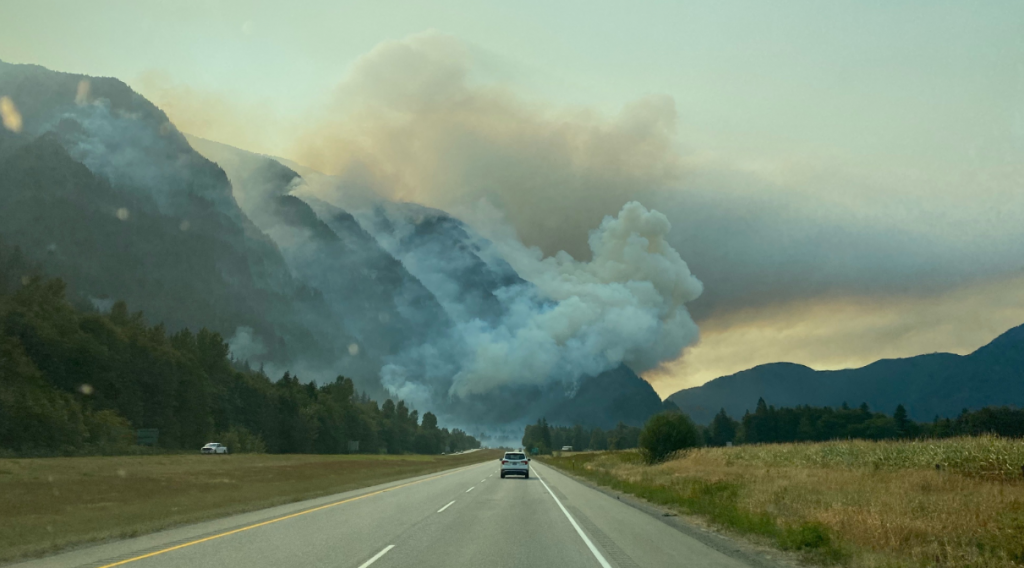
[137,429,159,446]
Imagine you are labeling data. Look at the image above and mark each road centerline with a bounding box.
[91,465,477,568]
[437,500,456,513]
[466,486,475,493]
[535,469,613,568]
[357,544,395,568]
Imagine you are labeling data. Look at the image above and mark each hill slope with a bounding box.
[668,324,1024,424]
[0,60,305,362]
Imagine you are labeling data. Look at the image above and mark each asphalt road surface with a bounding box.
[14,461,758,568]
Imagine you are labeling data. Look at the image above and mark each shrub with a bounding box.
[218,427,267,454]
[638,411,700,464]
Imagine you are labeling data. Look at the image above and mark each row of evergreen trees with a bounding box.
[522,418,643,454]
[705,398,1024,446]
[522,400,1024,454]
[0,243,480,456]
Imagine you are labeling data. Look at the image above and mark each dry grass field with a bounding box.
[546,437,1024,568]
[0,450,501,564]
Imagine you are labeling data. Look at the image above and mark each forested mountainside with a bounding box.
[0,59,672,435]
[0,239,480,456]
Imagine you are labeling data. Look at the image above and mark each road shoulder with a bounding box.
[539,461,804,568]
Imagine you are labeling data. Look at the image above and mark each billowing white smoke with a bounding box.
[378,200,702,402]
[228,326,267,362]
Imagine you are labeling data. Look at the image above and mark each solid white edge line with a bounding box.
[466,486,475,493]
[437,500,456,513]
[535,471,613,568]
[357,544,395,568]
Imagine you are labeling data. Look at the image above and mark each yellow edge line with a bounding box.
[97,463,478,568]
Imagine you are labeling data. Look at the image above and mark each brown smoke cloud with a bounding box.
[136,71,290,159]
[164,30,1024,391]
[292,32,683,261]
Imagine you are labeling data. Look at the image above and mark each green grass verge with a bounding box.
[546,452,849,565]
[0,450,502,564]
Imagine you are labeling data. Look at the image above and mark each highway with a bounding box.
[13,460,760,568]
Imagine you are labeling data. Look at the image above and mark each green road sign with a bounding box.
[136,429,159,446]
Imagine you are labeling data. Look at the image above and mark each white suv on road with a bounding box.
[201,442,229,454]
[500,451,530,478]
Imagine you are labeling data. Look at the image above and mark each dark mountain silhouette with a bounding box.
[0,59,336,368]
[552,365,667,428]
[668,323,1024,424]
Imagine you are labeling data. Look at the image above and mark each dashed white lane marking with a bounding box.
[357,545,395,568]
[437,500,455,513]
[481,479,486,482]
[535,471,612,568]
[466,486,475,493]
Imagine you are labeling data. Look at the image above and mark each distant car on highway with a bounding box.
[561,445,573,451]
[201,442,229,454]
[500,451,530,478]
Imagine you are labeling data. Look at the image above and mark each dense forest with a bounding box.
[524,399,1024,453]
[706,398,1024,446]
[0,240,480,456]
[522,419,643,454]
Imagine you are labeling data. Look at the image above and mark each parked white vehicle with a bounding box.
[201,442,229,454]
[500,451,530,478]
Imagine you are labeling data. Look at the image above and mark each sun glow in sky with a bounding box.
[3,0,1022,396]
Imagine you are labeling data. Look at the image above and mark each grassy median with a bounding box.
[545,437,1024,568]
[0,450,502,564]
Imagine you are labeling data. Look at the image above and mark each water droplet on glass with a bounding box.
[116,208,130,221]
[179,220,190,231]
[348,343,360,356]
[75,80,91,105]
[0,96,22,133]
[78,384,94,395]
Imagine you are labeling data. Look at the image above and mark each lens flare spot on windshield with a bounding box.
[0,96,22,132]
[348,343,360,356]
[116,207,130,221]
[75,79,91,105]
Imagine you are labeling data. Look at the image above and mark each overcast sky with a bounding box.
[3,0,1022,396]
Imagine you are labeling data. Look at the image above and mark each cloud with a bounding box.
[293,32,682,263]
[292,31,1024,328]
[182,31,1024,393]
[228,326,266,362]
[135,71,290,158]
[365,199,703,409]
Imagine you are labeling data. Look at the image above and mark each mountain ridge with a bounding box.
[668,323,1024,424]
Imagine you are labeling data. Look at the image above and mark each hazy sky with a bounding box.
[3,0,1023,396]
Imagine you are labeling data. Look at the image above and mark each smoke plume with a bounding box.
[372,200,702,406]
